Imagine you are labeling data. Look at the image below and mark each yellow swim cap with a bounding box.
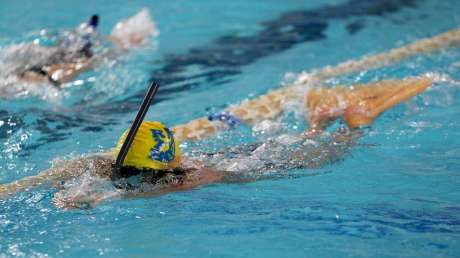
[113,121,181,170]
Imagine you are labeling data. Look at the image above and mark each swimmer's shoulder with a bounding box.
[86,152,115,179]
[91,151,115,160]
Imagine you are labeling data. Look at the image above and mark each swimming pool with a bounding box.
[1,0,460,257]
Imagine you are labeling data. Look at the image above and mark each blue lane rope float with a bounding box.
[208,112,241,128]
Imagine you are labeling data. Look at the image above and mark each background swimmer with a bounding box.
[0,76,432,208]
[0,8,158,92]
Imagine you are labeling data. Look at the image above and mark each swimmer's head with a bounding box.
[113,121,181,171]
[89,15,99,29]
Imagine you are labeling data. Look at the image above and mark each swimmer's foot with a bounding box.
[342,77,432,128]
[306,86,349,132]
[306,77,432,130]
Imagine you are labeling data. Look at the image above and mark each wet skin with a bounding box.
[50,128,359,209]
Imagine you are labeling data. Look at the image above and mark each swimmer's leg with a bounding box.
[306,76,432,131]
[342,77,432,128]
[306,86,349,132]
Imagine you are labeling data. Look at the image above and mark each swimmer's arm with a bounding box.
[252,129,361,172]
[45,60,94,84]
[0,154,112,198]
[181,132,359,184]
[56,167,230,209]
[297,129,362,169]
[186,132,358,183]
[19,60,94,86]
[64,182,206,209]
[0,163,72,198]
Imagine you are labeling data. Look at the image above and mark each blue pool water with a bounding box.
[1,0,460,257]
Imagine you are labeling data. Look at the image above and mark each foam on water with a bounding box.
[52,173,119,209]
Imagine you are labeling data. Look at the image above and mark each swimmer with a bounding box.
[1,8,157,89]
[0,76,432,208]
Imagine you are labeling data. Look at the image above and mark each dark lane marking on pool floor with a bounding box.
[140,0,418,102]
[94,0,420,116]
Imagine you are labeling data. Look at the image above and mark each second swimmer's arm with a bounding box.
[45,60,94,84]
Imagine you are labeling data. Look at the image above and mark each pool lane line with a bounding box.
[169,27,460,141]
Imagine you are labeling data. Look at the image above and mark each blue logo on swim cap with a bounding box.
[149,128,176,163]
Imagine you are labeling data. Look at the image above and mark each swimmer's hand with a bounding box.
[52,188,120,209]
[0,185,10,199]
[51,170,119,209]
[109,8,159,50]
[52,190,101,209]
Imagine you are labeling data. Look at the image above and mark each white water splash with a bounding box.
[211,133,313,175]
[0,124,31,174]
[424,72,459,85]
[52,173,119,209]
[252,120,283,135]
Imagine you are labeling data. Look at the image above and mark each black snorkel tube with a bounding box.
[112,81,160,178]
